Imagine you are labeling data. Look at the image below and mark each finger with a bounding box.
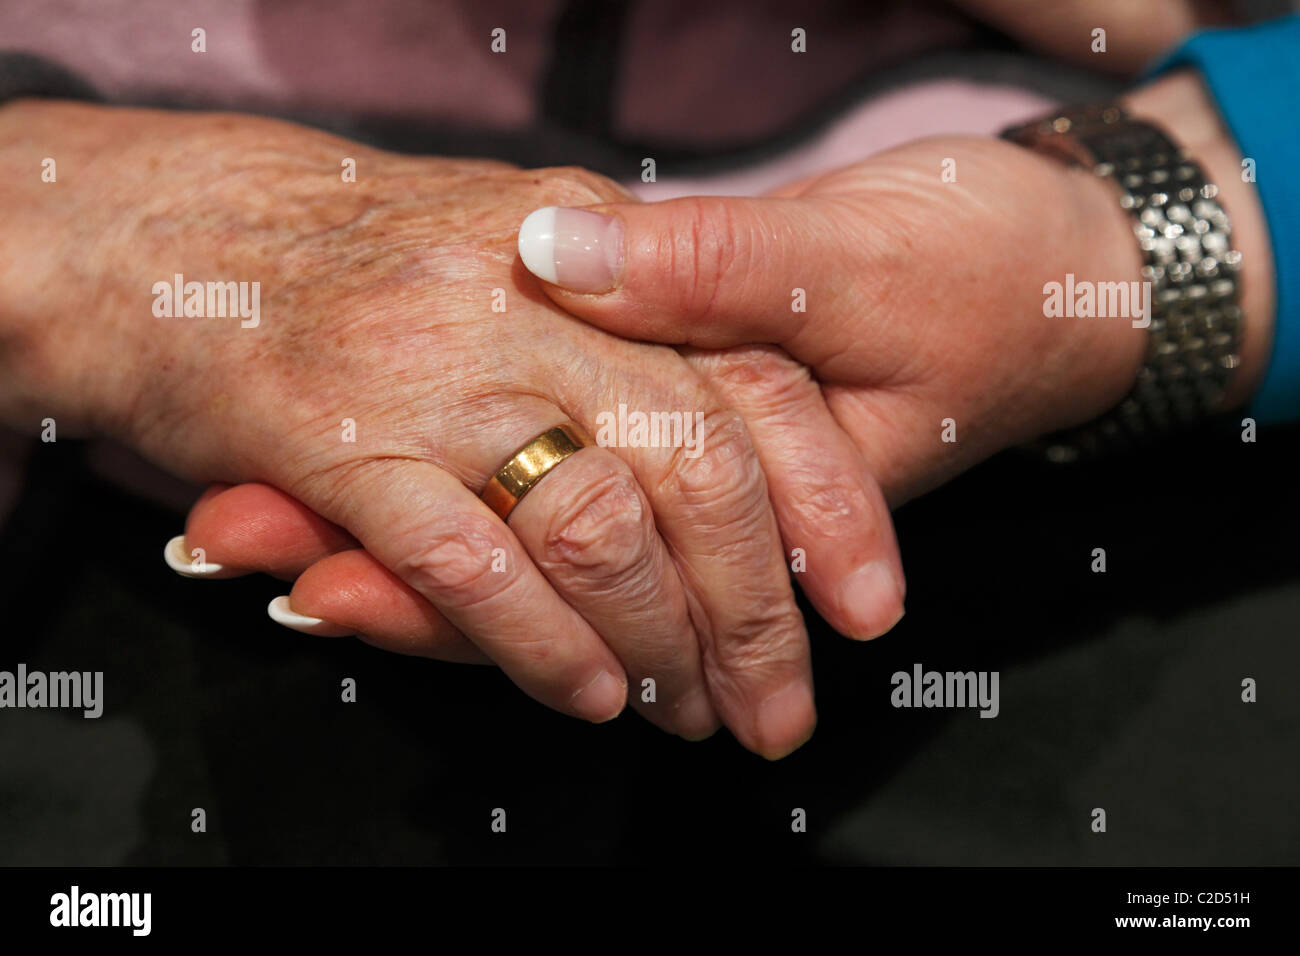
[652,409,816,759]
[178,483,487,663]
[686,346,905,640]
[297,457,631,724]
[516,196,859,365]
[565,370,817,758]
[274,549,487,664]
[415,401,716,740]
[506,442,720,740]
[166,482,356,580]
[206,460,712,733]
[199,429,719,737]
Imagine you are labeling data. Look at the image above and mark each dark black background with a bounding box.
[1,0,1296,876]
[2,422,1295,867]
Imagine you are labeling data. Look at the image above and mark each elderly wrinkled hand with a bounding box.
[0,100,909,758]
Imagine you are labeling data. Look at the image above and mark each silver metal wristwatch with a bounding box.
[1001,104,1243,462]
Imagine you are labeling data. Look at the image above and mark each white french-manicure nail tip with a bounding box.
[164,535,225,578]
[517,206,560,284]
[267,596,352,637]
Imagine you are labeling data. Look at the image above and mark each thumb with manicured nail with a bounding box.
[520,196,908,643]
[516,196,850,361]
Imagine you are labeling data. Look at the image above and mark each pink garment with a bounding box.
[615,0,976,146]
[0,1,1056,518]
[2,0,558,126]
[631,79,1056,198]
[3,0,979,144]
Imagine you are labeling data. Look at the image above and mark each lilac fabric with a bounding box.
[1,0,978,142]
[1,0,558,125]
[632,79,1055,199]
[0,1,1047,521]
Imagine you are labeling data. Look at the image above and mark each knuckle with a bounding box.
[540,470,657,590]
[698,344,812,397]
[662,410,768,533]
[537,166,627,206]
[704,601,808,675]
[723,612,808,664]
[794,469,874,533]
[669,196,739,322]
[397,513,514,610]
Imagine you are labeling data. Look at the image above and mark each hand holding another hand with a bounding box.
[0,100,913,757]
[143,71,1272,757]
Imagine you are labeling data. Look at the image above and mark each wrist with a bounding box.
[1122,70,1275,410]
[1016,69,1274,447]
[0,99,150,437]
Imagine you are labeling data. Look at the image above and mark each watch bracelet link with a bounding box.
[1000,104,1243,463]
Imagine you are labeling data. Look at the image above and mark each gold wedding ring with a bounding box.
[480,421,594,520]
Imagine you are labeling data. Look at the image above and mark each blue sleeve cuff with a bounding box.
[1149,15,1300,424]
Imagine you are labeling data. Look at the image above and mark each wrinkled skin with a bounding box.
[132,70,1271,758]
[1,101,910,758]
[536,75,1271,504]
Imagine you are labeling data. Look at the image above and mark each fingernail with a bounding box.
[517,206,623,293]
[837,561,905,640]
[569,669,626,723]
[755,681,817,760]
[674,687,721,741]
[266,595,353,637]
[164,534,233,579]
